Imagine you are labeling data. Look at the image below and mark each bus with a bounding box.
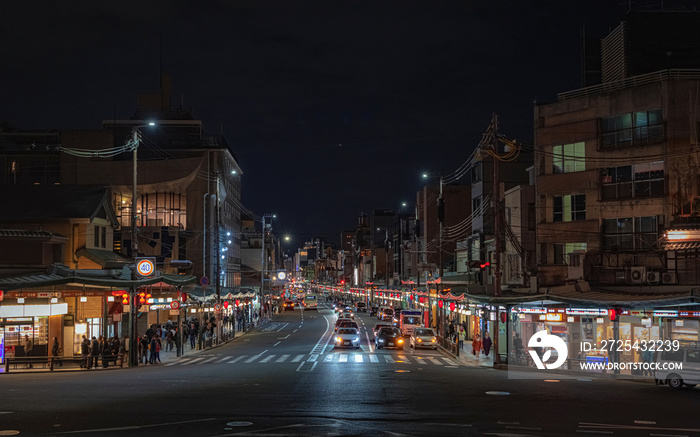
[303,294,318,310]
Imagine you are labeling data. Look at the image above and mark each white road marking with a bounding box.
[369,354,379,363]
[354,354,363,363]
[398,355,410,363]
[384,355,395,364]
[228,356,246,364]
[324,354,334,362]
[259,355,275,363]
[295,361,306,372]
[276,323,288,332]
[365,332,374,353]
[339,354,348,363]
[215,357,230,363]
[415,358,427,365]
[291,354,304,362]
[180,357,204,366]
[442,358,457,366]
[308,354,318,362]
[53,418,217,434]
[273,341,281,346]
[245,350,268,363]
[276,355,290,362]
[429,358,443,365]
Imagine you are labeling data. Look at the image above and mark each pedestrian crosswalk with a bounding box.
[166,353,462,367]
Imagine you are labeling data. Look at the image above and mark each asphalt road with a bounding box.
[0,303,698,437]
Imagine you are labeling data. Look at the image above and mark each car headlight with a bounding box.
[417,339,422,342]
[431,338,436,342]
[378,339,384,343]
[354,337,359,342]
[336,337,342,342]
[398,339,404,343]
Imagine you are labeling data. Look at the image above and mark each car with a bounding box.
[373,322,393,339]
[380,308,394,322]
[335,320,359,332]
[655,347,700,389]
[283,300,295,311]
[375,327,404,349]
[341,307,354,319]
[337,312,353,322]
[369,306,379,317]
[355,302,367,312]
[410,327,438,350]
[334,328,361,349]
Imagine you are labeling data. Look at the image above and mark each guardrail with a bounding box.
[2,354,125,373]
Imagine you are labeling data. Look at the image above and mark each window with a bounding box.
[600,109,663,149]
[553,142,585,173]
[602,216,658,251]
[93,226,100,248]
[101,226,106,249]
[553,194,585,222]
[602,162,664,200]
[472,162,483,183]
[553,243,587,265]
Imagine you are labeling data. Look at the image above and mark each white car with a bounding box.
[410,327,438,350]
[335,328,360,349]
[656,347,700,389]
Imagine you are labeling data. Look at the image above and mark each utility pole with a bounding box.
[215,172,221,345]
[491,112,502,365]
[128,128,139,368]
[437,177,445,338]
[261,215,266,320]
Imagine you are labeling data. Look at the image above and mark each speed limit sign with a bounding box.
[214,303,222,311]
[170,301,181,310]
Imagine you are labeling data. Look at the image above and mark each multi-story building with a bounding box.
[534,12,700,288]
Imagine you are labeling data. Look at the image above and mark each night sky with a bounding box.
[1,1,624,246]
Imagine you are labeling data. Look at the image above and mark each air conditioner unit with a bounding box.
[646,271,660,284]
[662,271,678,284]
[629,266,646,284]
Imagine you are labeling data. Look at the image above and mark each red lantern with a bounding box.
[223,301,229,309]
[419,297,424,304]
[438,300,444,309]
[500,312,508,323]
[449,301,455,311]
[181,293,188,303]
[235,299,240,306]
[409,295,413,300]
[122,293,129,305]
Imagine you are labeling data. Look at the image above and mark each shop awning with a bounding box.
[0,269,196,292]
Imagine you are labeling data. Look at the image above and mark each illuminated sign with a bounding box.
[566,309,608,316]
[653,310,678,317]
[135,257,156,277]
[518,308,546,314]
[545,313,563,322]
[679,311,700,318]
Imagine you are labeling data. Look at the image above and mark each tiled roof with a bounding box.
[663,241,700,250]
[0,229,66,240]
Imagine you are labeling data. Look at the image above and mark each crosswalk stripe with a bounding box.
[369,354,379,363]
[291,354,304,362]
[181,357,204,366]
[397,355,410,364]
[354,354,363,363]
[276,355,290,362]
[216,357,230,363]
[324,354,334,362]
[200,357,218,364]
[429,358,443,365]
[228,356,246,364]
[384,355,395,364]
[245,355,262,363]
[415,358,427,365]
[339,354,348,363]
[259,355,275,363]
[165,361,179,366]
[442,358,457,366]
[308,354,318,362]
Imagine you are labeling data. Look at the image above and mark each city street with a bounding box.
[0,304,698,437]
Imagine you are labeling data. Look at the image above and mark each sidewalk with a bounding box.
[439,342,494,368]
[1,316,277,374]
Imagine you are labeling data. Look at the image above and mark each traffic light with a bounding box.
[608,307,623,321]
[468,260,490,270]
[480,261,490,270]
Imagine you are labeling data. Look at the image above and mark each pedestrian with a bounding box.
[90,336,100,369]
[51,336,62,367]
[139,335,149,365]
[189,323,197,349]
[23,334,34,368]
[166,329,174,352]
[513,333,524,364]
[457,326,466,350]
[483,332,493,357]
[149,336,158,364]
[80,335,90,368]
[471,334,481,356]
[155,337,162,363]
[117,336,126,367]
[100,337,110,368]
